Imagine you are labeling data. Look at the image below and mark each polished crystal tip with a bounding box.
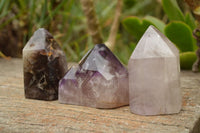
[23,28,68,100]
[128,25,181,115]
[59,44,129,108]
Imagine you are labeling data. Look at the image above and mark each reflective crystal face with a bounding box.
[128,25,182,115]
[59,44,129,108]
[23,28,68,100]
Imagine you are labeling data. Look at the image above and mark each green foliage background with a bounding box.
[0,0,198,69]
[123,0,198,69]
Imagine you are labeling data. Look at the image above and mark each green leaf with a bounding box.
[123,0,152,16]
[122,16,152,41]
[39,0,48,27]
[101,0,116,17]
[180,52,197,70]
[185,12,196,30]
[123,16,166,41]
[40,0,68,27]
[0,0,6,12]
[0,0,10,19]
[144,16,165,33]
[164,21,195,52]
[130,42,137,50]
[162,0,184,21]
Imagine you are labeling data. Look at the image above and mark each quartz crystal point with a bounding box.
[128,25,182,115]
[59,44,129,108]
[23,28,68,100]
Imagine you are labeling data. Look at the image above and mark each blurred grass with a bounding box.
[0,0,183,64]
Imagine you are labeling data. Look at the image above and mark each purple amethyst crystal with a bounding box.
[23,28,68,100]
[59,44,129,108]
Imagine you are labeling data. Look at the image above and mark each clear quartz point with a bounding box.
[128,25,182,115]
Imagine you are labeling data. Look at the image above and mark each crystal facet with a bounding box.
[23,28,68,100]
[128,25,182,115]
[59,44,129,108]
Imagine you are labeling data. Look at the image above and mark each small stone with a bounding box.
[59,44,129,108]
[23,28,68,100]
[128,25,182,115]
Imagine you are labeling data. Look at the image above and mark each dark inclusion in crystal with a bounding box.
[59,44,129,108]
[23,28,68,100]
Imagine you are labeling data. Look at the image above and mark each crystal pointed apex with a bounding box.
[59,44,129,108]
[79,44,123,80]
[23,28,50,51]
[149,25,179,56]
[23,28,68,100]
[131,25,175,59]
